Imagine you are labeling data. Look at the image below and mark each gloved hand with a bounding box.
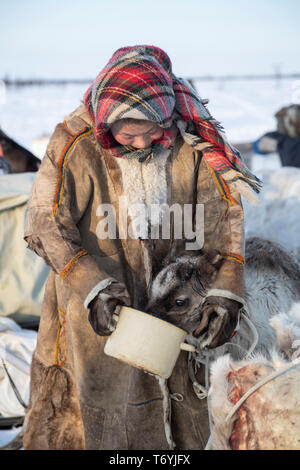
[193,296,242,349]
[88,281,131,336]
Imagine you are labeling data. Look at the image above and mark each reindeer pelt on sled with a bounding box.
[208,308,300,450]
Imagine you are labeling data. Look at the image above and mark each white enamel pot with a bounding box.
[104,306,196,379]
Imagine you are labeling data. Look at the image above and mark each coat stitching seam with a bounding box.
[52,126,93,216]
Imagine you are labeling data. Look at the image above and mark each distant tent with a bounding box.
[0,129,40,174]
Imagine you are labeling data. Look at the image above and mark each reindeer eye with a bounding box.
[175,299,187,307]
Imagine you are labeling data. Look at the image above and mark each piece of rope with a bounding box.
[156,376,176,450]
[189,310,258,397]
[1,359,28,410]
[240,310,259,357]
[187,310,259,450]
[170,393,184,402]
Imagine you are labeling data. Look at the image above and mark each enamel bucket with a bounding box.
[104,306,196,379]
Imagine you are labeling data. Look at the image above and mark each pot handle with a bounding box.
[180,342,196,352]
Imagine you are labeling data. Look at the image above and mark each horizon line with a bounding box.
[1,73,300,86]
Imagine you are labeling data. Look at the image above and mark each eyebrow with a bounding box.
[120,125,158,137]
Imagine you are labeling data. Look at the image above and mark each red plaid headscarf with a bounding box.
[84,45,261,200]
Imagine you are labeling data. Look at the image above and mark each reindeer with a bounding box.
[146,236,300,359]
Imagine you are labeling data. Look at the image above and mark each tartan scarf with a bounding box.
[83,45,262,202]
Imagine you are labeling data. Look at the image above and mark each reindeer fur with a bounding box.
[23,354,85,450]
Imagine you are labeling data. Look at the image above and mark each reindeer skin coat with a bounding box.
[23,105,245,450]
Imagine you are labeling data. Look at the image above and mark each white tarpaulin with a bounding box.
[0,172,49,318]
[0,317,37,417]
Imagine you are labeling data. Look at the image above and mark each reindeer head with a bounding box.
[275,104,300,138]
[146,250,223,334]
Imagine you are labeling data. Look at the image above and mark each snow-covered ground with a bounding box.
[0,78,297,156]
[1,77,294,248]
[0,427,21,448]
[243,166,300,253]
[0,83,88,154]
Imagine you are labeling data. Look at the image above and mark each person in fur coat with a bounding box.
[252,104,300,168]
[22,45,261,450]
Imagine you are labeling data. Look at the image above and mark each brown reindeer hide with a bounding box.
[23,355,85,450]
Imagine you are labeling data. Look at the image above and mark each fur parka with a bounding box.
[23,104,245,450]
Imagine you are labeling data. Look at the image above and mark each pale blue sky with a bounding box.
[0,0,299,79]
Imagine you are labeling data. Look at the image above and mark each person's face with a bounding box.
[111,121,163,149]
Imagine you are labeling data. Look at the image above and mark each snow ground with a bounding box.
[0,426,21,448]
[0,78,297,155]
[243,166,300,253]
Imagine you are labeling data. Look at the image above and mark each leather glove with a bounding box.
[193,296,242,349]
[88,281,131,336]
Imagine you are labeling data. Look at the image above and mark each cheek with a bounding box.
[113,134,130,145]
[152,129,164,141]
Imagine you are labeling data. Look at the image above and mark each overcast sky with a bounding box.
[0,0,299,80]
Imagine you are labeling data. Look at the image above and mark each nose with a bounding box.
[132,136,151,149]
